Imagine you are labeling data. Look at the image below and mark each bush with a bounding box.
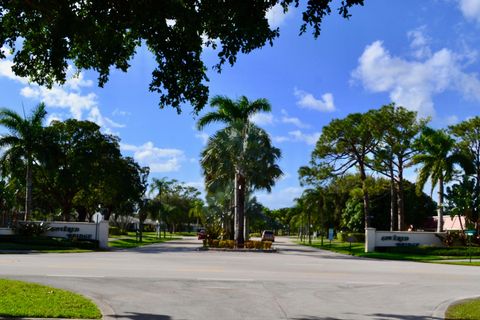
[376,245,480,256]
[337,231,365,243]
[437,231,468,247]
[205,239,273,250]
[109,227,128,236]
[218,240,235,248]
[0,235,99,249]
[249,232,261,238]
[263,241,272,250]
[12,222,51,237]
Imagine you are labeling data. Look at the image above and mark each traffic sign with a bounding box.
[92,212,103,223]
[465,230,476,236]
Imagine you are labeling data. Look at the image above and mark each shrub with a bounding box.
[348,233,365,243]
[337,231,347,242]
[109,227,128,236]
[253,241,263,250]
[249,232,261,238]
[438,231,467,247]
[263,241,272,250]
[376,245,480,256]
[337,231,365,243]
[0,235,99,249]
[244,241,254,249]
[13,222,51,237]
[226,240,235,248]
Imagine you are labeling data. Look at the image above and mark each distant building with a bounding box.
[422,216,466,231]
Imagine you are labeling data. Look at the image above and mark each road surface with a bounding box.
[1,237,479,319]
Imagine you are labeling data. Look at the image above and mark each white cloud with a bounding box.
[294,88,336,112]
[185,180,206,199]
[45,113,65,125]
[446,115,460,125]
[0,46,13,58]
[352,37,480,118]
[459,0,480,23]
[201,34,219,50]
[195,132,210,145]
[407,27,431,59]
[266,3,291,28]
[120,141,186,173]
[256,186,304,209]
[21,85,97,119]
[280,109,310,128]
[273,130,320,145]
[112,108,131,117]
[250,112,274,126]
[0,54,123,133]
[0,58,28,84]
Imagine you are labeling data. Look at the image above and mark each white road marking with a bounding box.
[197,278,254,282]
[46,274,105,278]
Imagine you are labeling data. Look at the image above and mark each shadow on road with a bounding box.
[275,241,360,260]
[368,313,443,320]
[290,316,343,320]
[109,312,173,319]
[291,314,443,320]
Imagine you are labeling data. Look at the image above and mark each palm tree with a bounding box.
[0,103,47,221]
[413,127,472,232]
[197,95,274,246]
[200,119,282,247]
[196,95,271,131]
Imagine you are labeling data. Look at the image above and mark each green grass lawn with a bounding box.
[445,298,480,319]
[109,231,180,249]
[0,279,101,319]
[297,238,480,264]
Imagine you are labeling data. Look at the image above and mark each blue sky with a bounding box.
[1,0,480,209]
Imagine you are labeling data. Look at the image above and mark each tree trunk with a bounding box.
[76,206,87,222]
[25,160,32,221]
[234,172,245,248]
[243,213,249,241]
[359,164,370,229]
[397,179,405,231]
[397,161,405,231]
[389,162,397,231]
[437,177,444,232]
[62,203,72,222]
[308,210,312,245]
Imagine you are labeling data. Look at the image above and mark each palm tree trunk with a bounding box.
[25,160,32,221]
[234,171,245,248]
[397,162,405,231]
[438,177,444,232]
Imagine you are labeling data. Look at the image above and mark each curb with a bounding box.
[197,247,277,253]
[432,295,480,319]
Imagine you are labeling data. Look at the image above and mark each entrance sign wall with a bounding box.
[365,228,446,252]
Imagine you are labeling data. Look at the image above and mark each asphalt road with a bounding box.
[1,237,479,320]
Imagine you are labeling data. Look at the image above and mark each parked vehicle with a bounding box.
[197,229,206,240]
[261,230,275,242]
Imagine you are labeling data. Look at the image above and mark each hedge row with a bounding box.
[203,239,273,250]
[0,235,99,249]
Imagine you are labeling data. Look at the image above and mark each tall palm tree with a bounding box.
[413,127,472,232]
[0,103,47,221]
[197,95,273,246]
[200,121,282,247]
[196,95,271,131]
